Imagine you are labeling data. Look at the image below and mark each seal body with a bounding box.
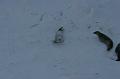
[94,31,113,51]
[53,27,64,43]
[115,43,120,61]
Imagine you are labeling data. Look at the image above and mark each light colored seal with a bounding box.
[53,27,64,43]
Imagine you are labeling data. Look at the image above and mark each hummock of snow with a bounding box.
[0,0,120,79]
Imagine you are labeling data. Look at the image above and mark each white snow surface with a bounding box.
[0,0,120,79]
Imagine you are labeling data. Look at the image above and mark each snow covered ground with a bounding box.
[0,0,120,79]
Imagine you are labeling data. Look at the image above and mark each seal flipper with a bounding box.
[107,48,111,51]
[116,58,120,61]
[107,43,113,51]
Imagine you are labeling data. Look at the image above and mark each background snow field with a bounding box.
[0,0,120,79]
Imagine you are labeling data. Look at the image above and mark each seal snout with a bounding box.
[93,31,100,34]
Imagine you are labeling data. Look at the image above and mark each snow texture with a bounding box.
[0,0,120,79]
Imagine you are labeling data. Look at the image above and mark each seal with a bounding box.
[53,27,64,43]
[94,31,113,51]
[115,43,120,61]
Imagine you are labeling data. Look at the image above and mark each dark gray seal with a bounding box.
[115,43,120,61]
[94,31,113,51]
